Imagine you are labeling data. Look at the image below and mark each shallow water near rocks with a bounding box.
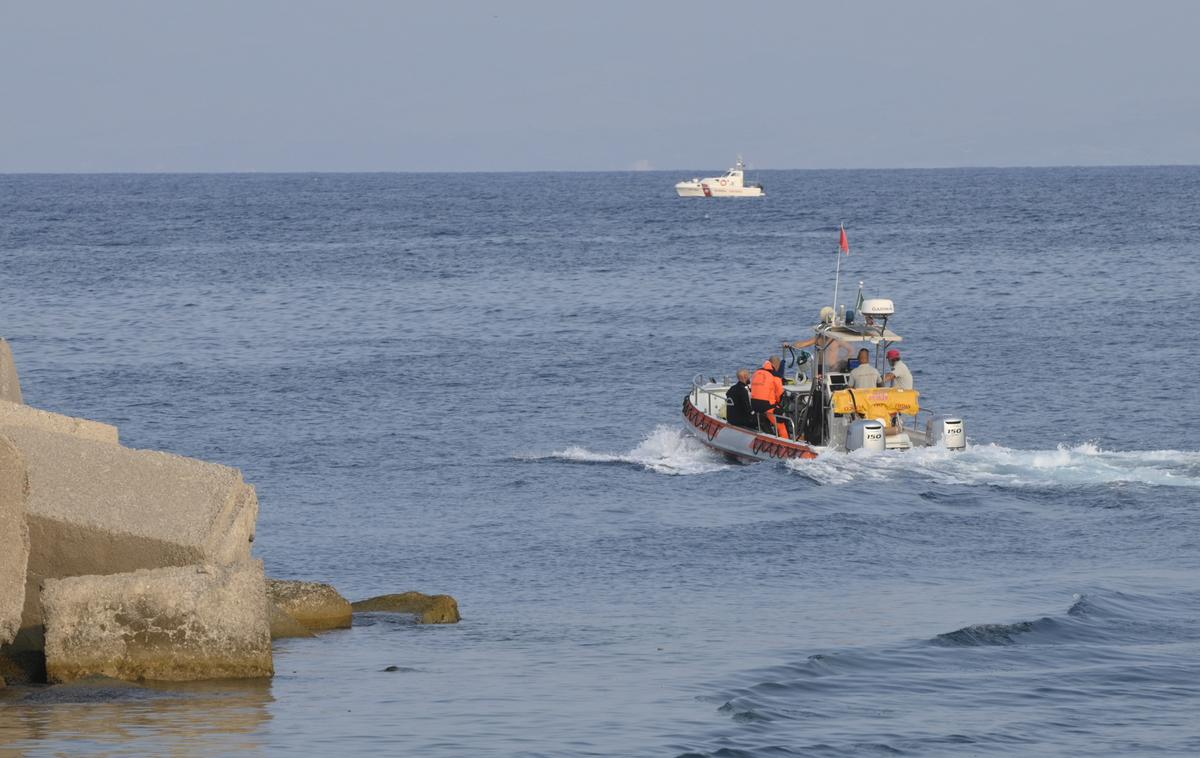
[1,168,1199,756]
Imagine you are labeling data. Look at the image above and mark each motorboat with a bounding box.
[682,294,966,462]
[674,157,765,197]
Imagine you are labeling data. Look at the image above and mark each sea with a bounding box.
[0,167,1198,757]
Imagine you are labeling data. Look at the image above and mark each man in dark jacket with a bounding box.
[724,369,755,429]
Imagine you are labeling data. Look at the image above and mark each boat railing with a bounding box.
[901,406,939,444]
[690,374,729,418]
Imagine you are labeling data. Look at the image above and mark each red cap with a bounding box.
[886,349,900,360]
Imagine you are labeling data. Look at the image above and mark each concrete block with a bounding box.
[42,561,273,683]
[0,339,21,404]
[268,603,315,640]
[4,426,258,647]
[0,399,118,444]
[351,592,461,624]
[0,435,30,645]
[266,579,352,631]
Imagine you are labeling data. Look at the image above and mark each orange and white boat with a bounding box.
[682,295,966,462]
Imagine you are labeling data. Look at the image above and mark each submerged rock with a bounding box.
[4,426,258,649]
[266,579,352,632]
[0,435,30,645]
[0,338,22,404]
[41,561,273,683]
[268,602,316,640]
[351,592,461,624]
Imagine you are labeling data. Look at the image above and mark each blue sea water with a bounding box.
[0,167,1199,756]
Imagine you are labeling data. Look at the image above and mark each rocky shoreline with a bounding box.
[0,338,458,689]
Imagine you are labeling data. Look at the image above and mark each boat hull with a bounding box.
[674,182,764,198]
[682,396,818,462]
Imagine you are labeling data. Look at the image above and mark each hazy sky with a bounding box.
[2,0,1197,172]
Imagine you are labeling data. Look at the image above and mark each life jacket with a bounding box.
[750,361,783,405]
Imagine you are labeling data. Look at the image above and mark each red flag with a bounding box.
[839,224,849,255]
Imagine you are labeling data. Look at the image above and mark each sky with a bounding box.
[1,0,1197,172]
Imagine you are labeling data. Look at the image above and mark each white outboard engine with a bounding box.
[937,418,967,451]
[846,419,886,453]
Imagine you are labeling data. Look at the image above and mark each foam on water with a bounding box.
[788,441,1200,489]
[523,425,733,475]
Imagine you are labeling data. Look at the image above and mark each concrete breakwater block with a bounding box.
[3,426,258,644]
[351,592,461,624]
[0,339,22,404]
[266,579,352,632]
[0,436,30,645]
[0,400,119,444]
[41,561,274,683]
[268,603,315,640]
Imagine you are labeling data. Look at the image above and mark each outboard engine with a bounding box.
[937,418,967,451]
[846,419,886,453]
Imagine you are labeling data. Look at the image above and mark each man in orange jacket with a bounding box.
[750,355,789,437]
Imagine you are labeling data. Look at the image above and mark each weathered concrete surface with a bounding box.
[351,592,461,624]
[0,339,21,404]
[4,426,258,648]
[266,579,352,631]
[42,561,273,683]
[0,435,30,645]
[0,399,118,444]
[268,603,315,640]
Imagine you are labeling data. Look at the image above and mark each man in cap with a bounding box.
[883,349,913,390]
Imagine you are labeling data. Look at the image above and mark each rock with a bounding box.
[0,436,30,646]
[4,426,258,649]
[0,399,118,444]
[0,338,22,404]
[41,561,273,683]
[351,592,461,624]
[268,603,315,640]
[266,579,352,631]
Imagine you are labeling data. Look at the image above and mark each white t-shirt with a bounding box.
[848,363,881,389]
[887,359,913,390]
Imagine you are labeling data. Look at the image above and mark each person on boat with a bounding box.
[882,349,913,390]
[847,348,882,389]
[724,369,756,430]
[786,308,853,374]
[786,336,851,374]
[750,356,789,437]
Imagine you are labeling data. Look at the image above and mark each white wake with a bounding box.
[789,441,1200,489]
[523,425,732,475]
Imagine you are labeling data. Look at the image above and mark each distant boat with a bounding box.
[674,157,765,197]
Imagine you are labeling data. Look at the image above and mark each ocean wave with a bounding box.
[519,425,733,475]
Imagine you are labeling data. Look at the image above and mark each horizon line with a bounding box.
[3,161,1200,176]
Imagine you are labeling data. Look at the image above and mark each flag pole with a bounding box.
[832,222,845,313]
[832,250,842,312]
